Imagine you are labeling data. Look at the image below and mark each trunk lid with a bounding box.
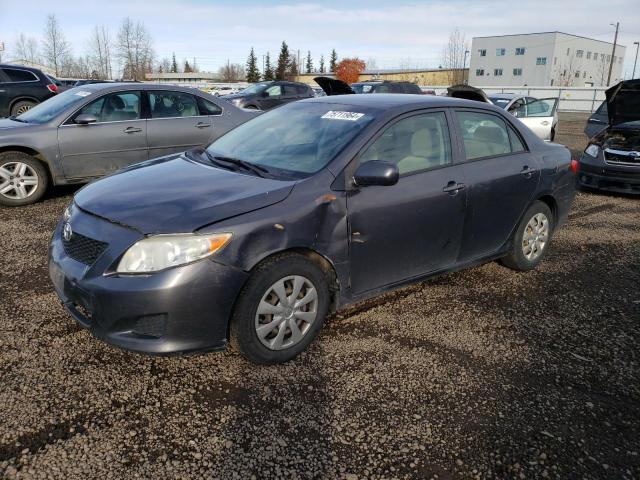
[314,76,355,96]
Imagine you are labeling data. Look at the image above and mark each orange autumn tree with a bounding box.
[335,58,366,84]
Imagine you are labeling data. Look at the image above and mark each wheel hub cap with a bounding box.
[522,213,549,261]
[0,162,39,200]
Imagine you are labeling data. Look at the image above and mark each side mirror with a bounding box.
[353,161,399,187]
[75,113,97,125]
[261,90,269,98]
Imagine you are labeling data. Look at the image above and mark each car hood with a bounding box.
[605,79,640,126]
[314,77,355,96]
[74,153,296,234]
[0,118,35,130]
[446,84,491,103]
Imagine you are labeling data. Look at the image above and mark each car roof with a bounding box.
[0,63,43,73]
[302,93,500,111]
[71,82,207,95]
[488,93,522,99]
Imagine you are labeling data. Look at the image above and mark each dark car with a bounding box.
[221,81,314,110]
[74,79,116,87]
[351,80,423,95]
[0,64,58,117]
[49,94,576,364]
[584,100,608,139]
[578,79,640,194]
[0,83,259,206]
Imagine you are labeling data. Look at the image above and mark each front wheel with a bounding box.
[0,152,49,206]
[500,201,554,271]
[230,253,330,364]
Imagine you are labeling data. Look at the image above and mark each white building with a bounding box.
[469,32,626,87]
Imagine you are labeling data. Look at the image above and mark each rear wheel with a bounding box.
[230,253,330,364]
[550,127,556,142]
[0,152,49,206]
[11,100,37,116]
[500,201,554,271]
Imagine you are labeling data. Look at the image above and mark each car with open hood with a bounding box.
[49,94,576,364]
[578,79,640,194]
[447,85,559,142]
[313,77,423,95]
[0,82,259,206]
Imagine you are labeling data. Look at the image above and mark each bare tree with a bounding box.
[552,53,580,87]
[116,18,154,81]
[14,34,40,64]
[365,58,378,71]
[218,62,245,82]
[440,28,468,84]
[88,26,112,79]
[42,14,71,76]
[157,57,171,73]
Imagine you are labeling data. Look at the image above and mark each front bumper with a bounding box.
[577,154,640,195]
[48,208,249,355]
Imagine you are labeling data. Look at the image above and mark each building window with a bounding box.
[586,51,591,59]
[496,48,506,56]
[475,69,485,76]
[613,56,617,63]
[513,68,523,76]
[619,57,623,64]
[515,47,525,55]
[536,57,547,65]
[478,49,486,57]
[576,50,584,58]
[554,57,557,65]
[575,71,580,78]
[607,55,611,62]
[566,48,570,55]
[583,71,587,78]
[494,68,503,76]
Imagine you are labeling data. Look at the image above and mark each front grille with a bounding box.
[604,149,640,166]
[63,231,108,265]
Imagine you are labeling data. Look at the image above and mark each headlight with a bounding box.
[63,203,73,222]
[230,98,243,105]
[116,233,232,273]
[585,144,599,158]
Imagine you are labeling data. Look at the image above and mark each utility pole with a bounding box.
[463,50,469,84]
[607,22,619,86]
[633,42,639,79]
[262,55,265,75]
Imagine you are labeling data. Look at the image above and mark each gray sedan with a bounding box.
[0,83,259,206]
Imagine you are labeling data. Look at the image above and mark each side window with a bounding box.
[373,83,392,93]
[265,85,282,97]
[295,84,309,96]
[508,99,525,114]
[404,83,422,94]
[282,85,298,97]
[197,97,223,115]
[508,127,526,152]
[359,112,452,175]
[456,111,512,160]
[75,92,141,123]
[149,91,199,118]
[2,68,38,82]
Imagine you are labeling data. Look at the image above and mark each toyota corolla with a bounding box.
[49,94,576,364]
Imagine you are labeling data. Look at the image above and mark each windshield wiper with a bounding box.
[212,155,270,178]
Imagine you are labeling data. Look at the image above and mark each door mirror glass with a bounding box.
[353,161,399,187]
[75,113,97,125]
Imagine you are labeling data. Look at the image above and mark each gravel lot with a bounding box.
[1,118,639,479]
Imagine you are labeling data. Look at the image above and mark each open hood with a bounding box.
[446,84,491,103]
[605,79,640,126]
[314,76,355,96]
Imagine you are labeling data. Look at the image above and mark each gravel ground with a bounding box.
[1,125,639,479]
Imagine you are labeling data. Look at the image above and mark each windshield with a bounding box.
[17,89,90,124]
[489,97,511,109]
[240,82,271,95]
[206,102,377,178]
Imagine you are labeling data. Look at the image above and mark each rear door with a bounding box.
[453,109,540,262]
[146,90,217,158]
[513,98,558,141]
[58,90,148,179]
[281,83,300,105]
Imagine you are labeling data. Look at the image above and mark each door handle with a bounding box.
[124,127,142,134]
[195,122,212,129]
[521,166,538,178]
[443,181,465,194]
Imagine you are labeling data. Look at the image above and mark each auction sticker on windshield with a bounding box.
[321,111,365,121]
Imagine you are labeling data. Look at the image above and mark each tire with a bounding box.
[550,128,556,142]
[10,100,37,116]
[0,152,49,207]
[230,253,330,364]
[500,201,554,272]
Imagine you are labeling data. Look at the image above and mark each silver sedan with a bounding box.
[0,83,260,206]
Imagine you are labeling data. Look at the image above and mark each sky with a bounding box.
[1,0,639,77]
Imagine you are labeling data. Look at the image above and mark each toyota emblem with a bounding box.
[63,222,73,241]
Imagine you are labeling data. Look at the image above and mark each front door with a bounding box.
[513,98,559,141]
[453,109,540,262]
[257,84,283,110]
[146,90,217,159]
[58,90,147,179]
[348,111,467,294]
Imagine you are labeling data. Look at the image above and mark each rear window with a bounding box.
[2,68,38,83]
[402,83,422,94]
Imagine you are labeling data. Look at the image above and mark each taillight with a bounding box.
[46,84,58,93]
[570,159,579,174]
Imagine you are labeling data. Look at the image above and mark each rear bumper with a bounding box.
[577,155,640,194]
[49,211,249,355]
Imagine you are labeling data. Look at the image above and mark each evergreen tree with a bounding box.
[263,52,274,80]
[183,59,192,73]
[305,51,313,73]
[246,47,260,83]
[319,55,325,74]
[276,41,290,80]
[170,53,178,73]
[288,54,298,79]
[329,49,338,72]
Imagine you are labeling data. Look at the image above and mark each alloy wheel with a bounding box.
[254,275,318,350]
[522,213,549,261]
[0,162,40,200]
[16,104,33,115]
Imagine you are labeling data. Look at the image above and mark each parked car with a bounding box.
[49,94,576,364]
[74,79,116,87]
[448,85,559,142]
[578,79,640,194]
[0,64,58,117]
[221,81,314,110]
[351,80,423,94]
[212,86,242,97]
[584,100,608,138]
[0,83,260,206]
